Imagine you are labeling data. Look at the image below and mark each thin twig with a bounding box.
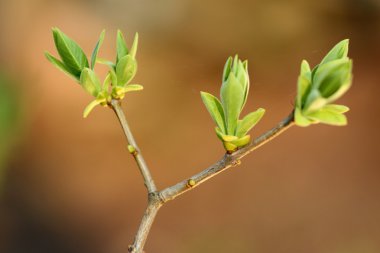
[111,99,157,193]
[159,111,294,202]
[128,193,162,253]
[112,106,294,253]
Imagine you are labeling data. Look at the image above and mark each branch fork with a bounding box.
[111,99,294,253]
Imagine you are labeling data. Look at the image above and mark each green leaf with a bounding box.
[241,60,250,110]
[230,135,250,147]
[307,107,348,126]
[320,39,349,65]
[200,92,226,133]
[296,60,312,108]
[116,30,128,63]
[97,58,116,69]
[222,57,233,82]
[294,108,312,127]
[91,29,105,70]
[116,55,137,86]
[123,84,143,92]
[45,52,79,81]
[83,98,104,118]
[52,27,89,76]
[129,33,139,59]
[323,104,350,113]
[80,68,101,97]
[220,73,244,135]
[223,141,237,153]
[303,89,327,113]
[236,108,265,137]
[316,59,352,102]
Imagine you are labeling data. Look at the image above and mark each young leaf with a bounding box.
[296,60,312,108]
[230,135,250,147]
[322,104,349,113]
[91,30,105,70]
[116,55,137,86]
[45,52,79,81]
[116,30,128,63]
[320,39,349,65]
[200,92,226,133]
[317,60,352,103]
[83,99,104,118]
[52,27,89,76]
[97,58,116,69]
[129,33,139,59]
[123,84,143,93]
[220,73,244,135]
[222,57,233,82]
[307,107,348,126]
[294,108,312,127]
[80,68,101,97]
[235,108,265,137]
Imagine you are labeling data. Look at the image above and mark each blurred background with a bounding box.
[0,0,379,252]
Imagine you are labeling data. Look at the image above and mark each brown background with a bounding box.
[0,0,379,253]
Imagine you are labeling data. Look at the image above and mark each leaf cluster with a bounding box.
[201,56,265,152]
[45,28,142,117]
[295,40,352,126]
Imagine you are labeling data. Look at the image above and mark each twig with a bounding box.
[112,105,294,253]
[159,111,294,202]
[111,99,157,193]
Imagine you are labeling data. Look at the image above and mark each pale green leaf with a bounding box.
[294,108,312,127]
[83,99,102,118]
[236,108,265,137]
[45,52,79,81]
[96,58,116,69]
[201,92,226,133]
[91,30,105,70]
[307,107,348,126]
[320,39,349,65]
[129,33,139,59]
[222,57,233,82]
[323,104,350,113]
[123,84,144,93]
[230,135,250,147]
[116,55,137,86]
[116,30,128,63]
[220,73,244,135]
[80,68,101,97]
[296,60,312,107]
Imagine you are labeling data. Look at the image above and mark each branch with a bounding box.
[111,99,157,193]
[159,111,295,202]
[128,193,162,253]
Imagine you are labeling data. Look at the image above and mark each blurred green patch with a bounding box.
[0,73,21,192]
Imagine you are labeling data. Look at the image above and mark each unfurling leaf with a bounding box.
[116,55,137,86]
[201,92,226,133]
[116,30,129,63]
[221,73,244,135]
[91,30,105,70]
[80,68,101,97]
[295,39,352,127]
[236,108,265,137]
[201,56,265,152]
[45,52,79,81]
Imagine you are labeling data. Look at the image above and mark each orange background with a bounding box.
[0,1,379,253]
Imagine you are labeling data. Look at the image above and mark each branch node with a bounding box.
[186,179,196,188]
[232,159,241,167]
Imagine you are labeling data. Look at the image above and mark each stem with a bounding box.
[128,194,162,253]
[112,106,294,253]
[111,99,157,193]
[159,111,294,202]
